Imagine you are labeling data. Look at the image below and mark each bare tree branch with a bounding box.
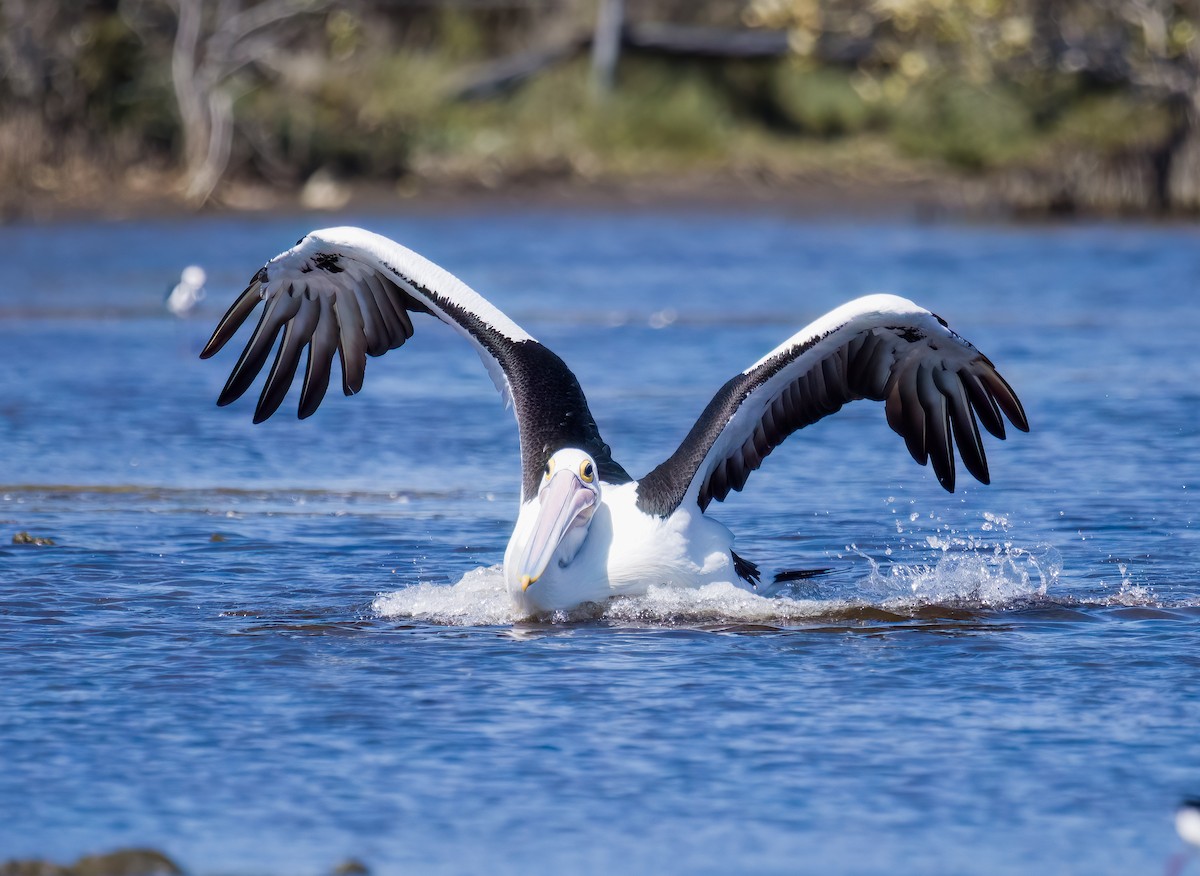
[157,0,330,205]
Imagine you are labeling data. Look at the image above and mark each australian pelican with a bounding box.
[201,227,1028,614]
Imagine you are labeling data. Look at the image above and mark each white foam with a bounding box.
[600,582,847,624]
[1096,585,1159,607]
[372,538,1069,626]
[372,566,520,626]
[373,568,850,626]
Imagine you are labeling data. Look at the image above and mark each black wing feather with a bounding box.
[637,310,1028,517]
[201,228,632,500]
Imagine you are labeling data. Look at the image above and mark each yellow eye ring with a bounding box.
[544,458,555,479]
[579,461,595,483]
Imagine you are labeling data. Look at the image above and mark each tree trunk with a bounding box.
[171,0,219,203]
[185,88,234,203]
[590,0,624,96]
[1167,97,1200,212]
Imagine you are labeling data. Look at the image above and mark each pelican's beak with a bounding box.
[516,471,597,590]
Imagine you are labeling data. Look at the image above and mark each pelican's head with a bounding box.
[508,448,602,599]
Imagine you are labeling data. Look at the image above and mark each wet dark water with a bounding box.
[1,211,1198,874]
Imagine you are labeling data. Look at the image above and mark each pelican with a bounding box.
[201,227,1028,614]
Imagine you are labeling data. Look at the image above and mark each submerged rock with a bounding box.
[71,850,181,876]
[12,532,55,546]
[0,850,181,876]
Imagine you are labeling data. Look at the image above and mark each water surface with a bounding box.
[1,211,1198,874]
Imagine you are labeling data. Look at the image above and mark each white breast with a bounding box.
[506,481,740,614]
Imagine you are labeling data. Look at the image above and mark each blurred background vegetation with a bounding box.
[2,0,1199,217]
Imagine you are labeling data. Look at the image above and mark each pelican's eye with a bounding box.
[544,458,555,480]
[579,461,595,483]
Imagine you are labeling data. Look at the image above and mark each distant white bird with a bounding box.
[1181,799,1200,848]
[166,265,207,317]
[201,227,1028,615]
[1170,799,1200,875]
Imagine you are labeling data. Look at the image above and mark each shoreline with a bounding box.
[0,168,1001,227]
[7,167,1198,228]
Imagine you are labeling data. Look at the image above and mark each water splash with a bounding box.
[373,526,1072,627]
[373,568,852,627]
[372,566,517,626]
[855,542,1063,610]
[868,504,1161,609]
[1102,561,1158,607]
[370,506,1181,626]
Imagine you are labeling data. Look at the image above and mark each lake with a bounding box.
[1,208,1197,874]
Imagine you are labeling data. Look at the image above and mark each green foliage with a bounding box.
[436,9,488,62]
[1048,93,1175,156]
[893,78,1036,171]
[3,1,1191,211]
[237,51,459,179]
[228,38,1178,195]
[402,58,732,176]
[349,53,452,128]
[770,65,876,137]
[584,62,733,158]
[56,13,175,148]
[238,87,408,180]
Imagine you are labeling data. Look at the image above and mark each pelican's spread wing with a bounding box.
[636,294,1028,517]
[201,226,630,499]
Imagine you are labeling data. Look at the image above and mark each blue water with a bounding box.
[1,209,1198,874]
